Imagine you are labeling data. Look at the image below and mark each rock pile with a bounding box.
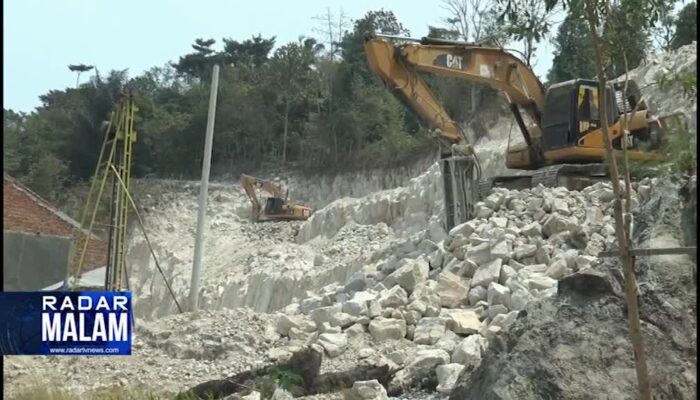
[620,42,697,122]
[270,181,630,395]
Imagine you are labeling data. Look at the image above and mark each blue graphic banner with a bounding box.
[0,292,132,355]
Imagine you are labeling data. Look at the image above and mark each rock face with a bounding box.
[450,177,697,400]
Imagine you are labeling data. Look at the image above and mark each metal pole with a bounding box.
[189,64,220,311]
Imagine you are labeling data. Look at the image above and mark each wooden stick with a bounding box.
[584,2,652,399]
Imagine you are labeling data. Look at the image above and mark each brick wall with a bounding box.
[3,176,107,272]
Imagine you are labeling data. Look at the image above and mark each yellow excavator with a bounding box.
[364,33,684,229]
[240,174,312,222]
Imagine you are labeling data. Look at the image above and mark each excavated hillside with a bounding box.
[2,44,696,400]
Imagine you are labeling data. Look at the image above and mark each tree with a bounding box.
[269,38,322,162]
[651,7,677,50]
[671,1,697,49]
[68,64,94,87]
[312,8,350,164]
[497,0,559,66]
[221,35,276,67]
[602,3,653,77]
[547,15,596,83]
[173,38,219,80]
[441,0,507,44]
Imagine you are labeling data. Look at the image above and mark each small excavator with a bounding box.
[240,174,312,222]
[364,32,685,229]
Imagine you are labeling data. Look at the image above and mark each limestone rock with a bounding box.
[317,332,348,357]
[345,323,366,337]
[490,310,519,330]
[329,312,357,329]
[471,259,502,288]
[300,296,324,314]
[309,304,342,326]
[449,220,479,238]
[468,285,487,305]
[484,192,505,210]
[383,259,429,294]
[351,380,388,400]
[542,214,573,237]
[446,310,481,335]
[483,324,502,341]
[275,314,305,336]
[369,318,407,341]
[514,244,537,260]
[546,258,569,280]
[475,203,493,218]
[510,288,530,311]
[499,264,518,284]
[488,304,509,319]
[487,282,511,308]
[344,271,367,293]
[396,349,451,387]
[452,334,488,366]
[526,275,558,291]
[437,271,470,308]
[490,239,512,261]
[270,388,293,400]
[436,363,466,394]
[466,242,494,266]
[378,286,409,308]
[434,329,461,353]
[240,391,262,400]
[413,317,448,345]
[342,299,368,317]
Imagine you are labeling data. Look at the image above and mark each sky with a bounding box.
[3,0,558,113]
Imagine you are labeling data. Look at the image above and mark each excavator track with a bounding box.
[478,163,610,198]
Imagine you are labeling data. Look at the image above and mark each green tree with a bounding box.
[547,15,596,83]
[602,3,652,77]
[497,0,557,65]
[221,35,276,67]
[671,1,697,49]
[173,38,219,80]
[269,37,322,163]
[68,64,94,87]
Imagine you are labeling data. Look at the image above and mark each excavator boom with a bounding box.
[364,33,546,152]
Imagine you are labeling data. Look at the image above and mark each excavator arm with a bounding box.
[364,33,546,153]
[240,174,287,221]
[364,35,464,145]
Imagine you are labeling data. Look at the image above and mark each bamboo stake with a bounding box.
[583,1,652,399]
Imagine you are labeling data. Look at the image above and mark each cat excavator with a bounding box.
[364,32,684,229]
[240,174,312,222]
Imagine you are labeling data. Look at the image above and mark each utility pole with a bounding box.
[189,64,220,311]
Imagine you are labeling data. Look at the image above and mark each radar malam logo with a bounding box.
[0,292,132,355]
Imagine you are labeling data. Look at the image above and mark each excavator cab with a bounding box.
[264,197,285,215]
[540,79,616,153]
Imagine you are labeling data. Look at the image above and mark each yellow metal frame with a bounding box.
[69,92,138,291]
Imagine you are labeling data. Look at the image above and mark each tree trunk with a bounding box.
[584,3,652,400]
